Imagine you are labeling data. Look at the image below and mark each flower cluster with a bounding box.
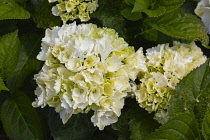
[134,41,207,124]
[195,0,210,34]
[49,0,98,22]
[32,22,147,130]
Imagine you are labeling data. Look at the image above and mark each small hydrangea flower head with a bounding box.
[33,22,147,130]
[50,0,98,23]
[134,41,207,124]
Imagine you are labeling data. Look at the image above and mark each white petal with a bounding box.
[37,44,51,61]
[48,0,57,3]
[52,6,62,16]
[60,108,74,124]
[97,34,116,61]
[201,9,210,33]
[105,56,121,72]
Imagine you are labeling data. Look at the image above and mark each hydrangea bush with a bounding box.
[0,0,210,140]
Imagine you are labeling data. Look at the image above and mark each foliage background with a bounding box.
[0,0,210,140]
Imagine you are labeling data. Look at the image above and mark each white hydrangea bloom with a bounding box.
[91,109,118,130]
[50,0,98,23]
[194,0,210,33]
[33,22,146,130]
[135,41,207,124]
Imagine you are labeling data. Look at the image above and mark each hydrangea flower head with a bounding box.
[134,41,207,124]
[50,0,98,23]
[33,22,147,130]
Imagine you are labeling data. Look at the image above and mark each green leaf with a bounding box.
[13,0,28,5]
[157,0,185,11]
[155,31,191,44]
[0,91,10,111]
[138,23,158,41]
[132,0,166,17]
[128,106,160,140]
[124,0,135,5]
[1,92,44,140]
[139,23,191,44]
[7,33,42,94]
[48,109,95,140]
[0,77,8,91]
[91,0,127,39]
[0,0,30,20]
[143,6,166,17]
[0,20,17,37]
[118,125,131,140]
[180,1,197,14]
[90,126,118,140]
[28,0,61,29]
[131,0,184,17]
[141,113,200,140]
[0,31,21,79]
[132,0,150,12]
[169,59,210,128]
[120,2,142,21]
[112,99,160,140]
[112,99,132,140]
[202,106,210,140]
[146,9,209,48]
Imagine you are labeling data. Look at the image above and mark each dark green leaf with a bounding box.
[146,9,209,48]
[48,109,95,140]
[118,125,131,140]
[138,23,158,41]
[142,113,200,140]
[112,100,131,140]
[0,0,30,20]
[0,77,8,91]
[13,0,28,5]
[202,106,210,140]
[36,107,53,140]
[1,92,44,140]
[0,31,21,79]
[129,105,160,140]
[169,59,210,128]
[0,20,17,37]
[139,22,192,44]
[180,1,197,14]
[0,91,10,110]
[124,0,135,5]
[28,0,61,29]
[112,99,160,140]
[90,126,118,140]
[155,31,191,44]
[120,2,142,21]
[7,33,43,94]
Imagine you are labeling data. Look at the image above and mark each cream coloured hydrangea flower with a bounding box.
[33,22,147,130]
[194,0,210,33]
[134,41,207,124]
[50,0,98,23]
